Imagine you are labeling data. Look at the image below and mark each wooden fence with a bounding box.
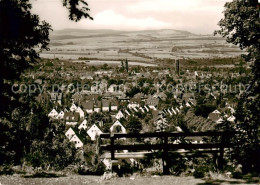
[98,131,236,175]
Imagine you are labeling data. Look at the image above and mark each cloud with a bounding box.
[127,0,201,12]
[92,10,172,30]
[31,0,231,34]
[126,0,228,13]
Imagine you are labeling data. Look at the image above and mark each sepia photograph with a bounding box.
[0,0,259,184]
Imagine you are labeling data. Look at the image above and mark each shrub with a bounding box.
[0,165,14,175]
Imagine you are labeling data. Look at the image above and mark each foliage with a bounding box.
[215,0,260,81]
[194,104,216,118]
[0,0,93,167]
[230,97,260,174]
[26,121,78,170]
[62,0,93,22]
[126,87,141,97]
[216,0,260,174]
[126,116,142,133]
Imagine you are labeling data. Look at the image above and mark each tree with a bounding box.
[0,0,93,166]
[0,0,93,113]
[215,0,260,174]
[126,116,142,133]
[26,120,79,170]
[120,60,124,70]
[125,58,129,72]
[215,0,260,84]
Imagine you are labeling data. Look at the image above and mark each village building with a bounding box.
[70,134,84,148]
[70,103,78,112]
[87,124,103,140]
[75,106,85,119]
[78,119,88,130]
[115,110,124,120]
[48,108,58,118]
[64,112,80,126]
[110,120,127,134]
[56,111,65,119]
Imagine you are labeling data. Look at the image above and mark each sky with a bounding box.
[31,0,231,34]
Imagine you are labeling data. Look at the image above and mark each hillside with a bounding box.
[40,29,244,61]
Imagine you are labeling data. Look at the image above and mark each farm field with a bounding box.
[40,29,244,63]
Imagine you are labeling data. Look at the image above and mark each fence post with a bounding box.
[162,136,170,175]
[218,133,225,171]
[111,133,115,160]
[96,135,101,155]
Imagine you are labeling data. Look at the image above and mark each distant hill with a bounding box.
[43,28,243,61]
[50,29,193,40]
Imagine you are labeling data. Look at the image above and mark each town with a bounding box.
[13,56,248,171]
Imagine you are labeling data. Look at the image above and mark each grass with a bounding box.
[0,174,259,185]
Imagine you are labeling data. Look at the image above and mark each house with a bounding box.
[157,92,167,101]
[227,106,235,114]
[75,106,84,119]
[94,101,102,113]
[134,93,147,101]
[171,107,177,115]
[185,102,191,107]
[128,98,141,109]
[78,119,88,130]
[90,81,101,92]
[125,110,131,116]
[182,93,195,103]
[102,100,110,112]
[115,110,124,120]
[70,103,78,112]
[70,134,84,148]
[146,98,159,110]
[48,108,58,118]
[72,92,83,104]
[87,124,103,140]
[110,100,118,111]
[185,136,203,144]
[156,117,169,132]
[49,92,62,105]
[133,107,138,112]
[144,105,149,112]
[65,127,76,140]
[176,126,183,132]
[85,95,99,102]
[227,115,236,122]
[216,118,224,124]
[118,94,130,102]
[82,101,94,114]
[140,107,145,113]
[153,92,167,101]
[110,120,126,134]
[208,110,221,122]
[64,112,80,126]
[108,84,118,93]
[56,111,65,119]
[212,109,221,114]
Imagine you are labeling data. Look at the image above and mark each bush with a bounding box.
[194,104,216,118]
[232,171,243,179]
[113,160,134,177]
[77,162,105,175]
[193,166,207,178]
[0,165,14,175]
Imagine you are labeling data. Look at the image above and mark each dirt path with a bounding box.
[0,175,259,185]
